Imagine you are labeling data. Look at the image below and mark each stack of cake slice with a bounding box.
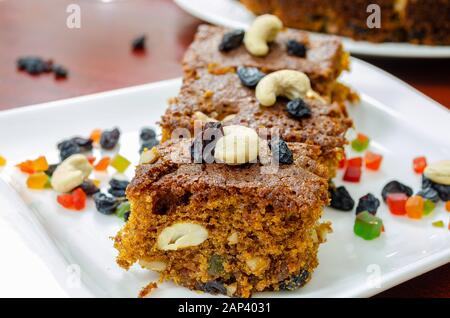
[114,17,355,297]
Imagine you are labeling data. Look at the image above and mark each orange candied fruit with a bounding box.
[94,156,111,171]
[347,157,363,168]
[0,155,6,167]
[90,128,102,144]
[26,172,49,190]
[338,152,346,169]
[16,160,35,174]
[413,156,427,174]
[87,155,96,165]
[31,156,49,172]
[405,195,424,219]
[365,151,383,171]
[446,201,450,212]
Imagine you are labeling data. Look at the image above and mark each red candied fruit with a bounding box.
[387,193,408,215]
[338,153,346,169]
[94,157,110,171]
[365,151,383,171]
[87,155,96,165]
[343,166,361,183]
[347,157,362,168]
[57,194,74,209]
[413,156,427,174]
[72,188,87,211]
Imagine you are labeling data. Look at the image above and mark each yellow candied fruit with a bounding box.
[207,63,236,75]
[31,156,49,172]
[92,179,101,188]
[0,155,6,167]
[26,172,49,190]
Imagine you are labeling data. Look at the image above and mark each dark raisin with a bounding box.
[44,164,58,177]
[79,180,100,196]
[236,66,266,88]
[191,122,224,163]
[108,188,126,198]
[432,183,450,201]
[286,40,307,57]
[140,127,157,142]
[219,29,245,52]
[108,179,129,198]
[58,140,81,161]
[381,180,413,202]
[279,269,309,291]
[123,212,130,222]
[93,193,119,215]
[330,186,354,211]
[139,139,159,154]
[286,98,312,119]
[356,193,380,215]
[100,128,121,150]
[58,137,92,152]
[208,255,224,276]
[196,280,227,295]
[422,175,433,189]
[416,187,440,203]
[132,35,146,51]
[17,57,50,75]
[270,139,293,165]
[53,65,68,78]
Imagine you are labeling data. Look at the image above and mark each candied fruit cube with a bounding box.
[31,156,49,172]
[413,156,427,174]
[87,155,96,165]
[445,201,450,212]
[365,151,383,171]
[16,160,35,174]
[338,152,346,169]
[0,155,6,167]
[354,211,383,240]
[94,157,110,171]
[432,220,444,228]
[90,129,102,144]
[347,157,362,167]
[343,166,361,183]
[57,194,74,209]
[111,154,131,173]
[72,188,87,211]
[405,195,424,219]
[387,193,408,215]
[26,172,49,190]
[351,133,370,152]
[93,179,101,188]
[423,199,435,215]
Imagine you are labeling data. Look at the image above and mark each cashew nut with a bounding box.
[246,256,270,274]
[139,259,167,272]
[214,125,259,165]
[244,15,283,57]
[139,147,159,164]
[51,154,92,193]
[193,111,218,123]
[157,222,208,251]
[255,70,313,106]
[424,160,450,185]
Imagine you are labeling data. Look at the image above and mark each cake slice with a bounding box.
[114,138,331,298]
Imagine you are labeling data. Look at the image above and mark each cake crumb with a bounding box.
[138,282,158,298]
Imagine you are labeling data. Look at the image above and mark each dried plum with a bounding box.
[330,186,354,211]
[381,180,413,202]
[279,269,309,291]
[236,66,265,88]
[356,193,380,215]
[286,98,312,119]
[219,29,245,52]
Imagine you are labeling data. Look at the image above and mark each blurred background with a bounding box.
[0,0,448,297]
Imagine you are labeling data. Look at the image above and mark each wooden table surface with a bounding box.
[0,0,448,297]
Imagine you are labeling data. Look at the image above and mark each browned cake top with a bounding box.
[127,139,329,213]
[183,24,346,81]
[161,69,352,156]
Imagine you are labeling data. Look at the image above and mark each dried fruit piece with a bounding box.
[365,151,383,171]
[79,180,100,196]
[140,139,160,154]
[94,157,111,171]
[196,281,227,295]
[31,156,49,172]
[417,187,440,203]
[354,211,383,240]
[356,193,380,215]
[208,255,224,276]
[381,180,413,202]
[100,128,120,150]
[286,98,312,119]
[351,133,370,152]
[53,65,68,78]
[44,164,58,177]
[110,154,131,173]
[26,172,49,190]
[115,201,131,220]
[423,199,435,215]
[87,155,96,165]
[270,139,293,165]
[57,140,80,161]
[16,160,35,174]
[386,193,408,215]
[108,178,129,198]
[93,192,119,215]
[338,152,346,169]
[132,34,146,51]
[279,269,309,290]
[57,194,74,209]
[72,188,87,210]
[140,128,156,142]
[446,201,450,212]
[405,195,424,219]
[0,155,6,167]
[237,66,266,88]
[219,29,245,52]
[413,156,427,174]
[329,186,354,211]
[343,166,361,183]
[89,129,102,144]
[347,157,362,167]
[191,122,224,163]
[286,40,307,57]
[432,220,444,228]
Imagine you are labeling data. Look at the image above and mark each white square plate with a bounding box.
[0,58,449,298]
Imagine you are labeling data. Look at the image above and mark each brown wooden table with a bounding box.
[0,0,448,297]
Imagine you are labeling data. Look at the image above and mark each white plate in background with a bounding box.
[174,0,450,58]
[0,58,449,297]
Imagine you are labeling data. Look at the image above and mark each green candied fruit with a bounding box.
[354,211,383,240]
[351,139,369,152]
[432,220,444,228]
[423,199,435,215]
[111,154,131,173]
[208,255,224,276]
[115,201,130,220]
